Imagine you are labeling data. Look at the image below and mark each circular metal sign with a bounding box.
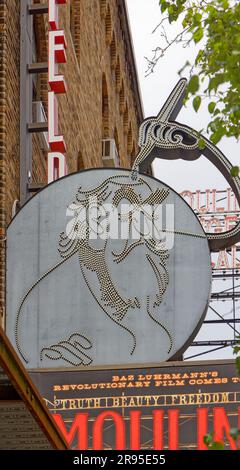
[6,169,211,368]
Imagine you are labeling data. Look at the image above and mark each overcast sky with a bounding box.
[126,0,239,193]
[126,0,240,360]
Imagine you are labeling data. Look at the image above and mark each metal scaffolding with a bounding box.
[183,189,240,360]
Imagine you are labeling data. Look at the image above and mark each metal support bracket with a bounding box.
[28,4,48,15]
[20,2,49,206]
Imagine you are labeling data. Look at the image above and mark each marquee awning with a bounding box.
[0,326,69,450]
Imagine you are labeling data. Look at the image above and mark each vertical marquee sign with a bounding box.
[48,0,68,183]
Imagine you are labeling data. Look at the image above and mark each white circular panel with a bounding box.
[6,169,211,368]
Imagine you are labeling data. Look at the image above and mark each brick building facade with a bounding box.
[0,0,145,327]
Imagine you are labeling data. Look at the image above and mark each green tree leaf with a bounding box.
[204,433,213,445]
[231,166,239,177]
[236,356,240,374]
[210,129,224,144]
[209,441,224,450]
[193,27,203,43]
[208,102,216,114]
[198,138,206,150]
[188,75,199,94]
[193,95,201,112]
[160,1,168,13]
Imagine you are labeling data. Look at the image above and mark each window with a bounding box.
[102,74,109,138]
[70,0,81,63]
[105,5,112,45]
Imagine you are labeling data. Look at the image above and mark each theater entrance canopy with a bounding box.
[0,326,69,450]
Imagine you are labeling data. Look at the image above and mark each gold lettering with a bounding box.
[196,394,203,405]
[221,393,230,403]
[213,394,220,403]
[144,396,152,406]
[84,384,92,390]
[171,374,181,379]
[170,395,178,405]
[121,396,128,407]
[92,398,102,408]
[152,396,160,406]
[179,395,188,405]
[175,380,185,386]
[118,383,127,389]
[188,394,196,405]
[202,394,211,404]
[112,397,120,407]
[134,382,143,388]
[128,397,136,407]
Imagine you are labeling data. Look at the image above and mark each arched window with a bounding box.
[115,56,121,92]
[70,0,81,63]
[105,5,112,45]
[123,105,129,134]
[100,0,107,18]
[77,151,84,171]
[102,74,109,138]
[127,124,133,155]
[119,81,125,115]
[114,128,120,166]
[110,32,117,70]
[33,14,48,113]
